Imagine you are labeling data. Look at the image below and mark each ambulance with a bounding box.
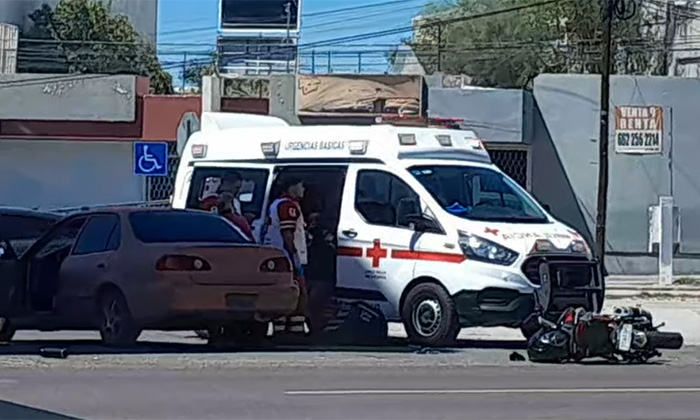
[171,116,604,347]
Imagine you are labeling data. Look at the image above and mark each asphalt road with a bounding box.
[0,364,699,420]
[0,332,698,420]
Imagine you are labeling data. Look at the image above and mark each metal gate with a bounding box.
[485,144,531,191]
[146,142,181,201]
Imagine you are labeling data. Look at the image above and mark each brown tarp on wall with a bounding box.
[297,75,422,116]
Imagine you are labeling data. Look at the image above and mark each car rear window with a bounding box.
[129,211,251,244]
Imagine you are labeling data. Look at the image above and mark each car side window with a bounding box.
[72,214,120,256]
[355,170,421,229]
[34,217,87,259]
[105,219,121,251]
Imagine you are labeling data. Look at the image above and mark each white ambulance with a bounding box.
[171,117,604,346]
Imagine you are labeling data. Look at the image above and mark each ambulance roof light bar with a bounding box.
[348,140,368,155]
[435,134,452,147]
[261,141,280,158]
[191,144,207,158]
[398,133,417,146]
[375,115,467,129]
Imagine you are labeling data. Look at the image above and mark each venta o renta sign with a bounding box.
[614,106,664,154]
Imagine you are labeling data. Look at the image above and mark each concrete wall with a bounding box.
[0,0,157,42]
[0,74,138,121]
[0,139,145,209]
[427,87,530,144]
[533,74,700,275]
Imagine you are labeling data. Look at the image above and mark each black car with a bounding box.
[0,207,62,259]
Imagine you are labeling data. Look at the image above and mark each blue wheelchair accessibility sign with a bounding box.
[134,142,168,176]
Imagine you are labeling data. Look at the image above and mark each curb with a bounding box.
[606,290,700,301]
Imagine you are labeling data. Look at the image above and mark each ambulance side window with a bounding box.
[185,168,269,220]
[355,170,420,229]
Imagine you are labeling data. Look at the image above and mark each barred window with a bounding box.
[487,148,529,190]
[146,142,180,201]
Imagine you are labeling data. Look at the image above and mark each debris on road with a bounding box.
[39,348,69,359]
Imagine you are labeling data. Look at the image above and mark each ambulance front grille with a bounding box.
[521,256,593,287]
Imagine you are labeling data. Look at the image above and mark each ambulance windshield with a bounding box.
[409,165,549,224]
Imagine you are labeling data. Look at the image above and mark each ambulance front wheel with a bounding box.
[401,283,460,347]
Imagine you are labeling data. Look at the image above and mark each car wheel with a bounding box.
[0,318,16,343]
[401,283,460,347]
[98,290,141,347]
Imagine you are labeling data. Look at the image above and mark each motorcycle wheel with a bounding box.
[647,331,684,350]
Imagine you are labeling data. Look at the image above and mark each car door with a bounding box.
[55,214,121,322]
[336,165,423,319]
[23,216,88,314]
[0,239,25,318]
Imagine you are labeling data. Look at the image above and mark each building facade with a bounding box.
[0,0,158,42]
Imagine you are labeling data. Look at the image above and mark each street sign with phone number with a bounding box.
[614,106,663,154]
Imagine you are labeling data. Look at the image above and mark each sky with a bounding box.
[157,0,434,81]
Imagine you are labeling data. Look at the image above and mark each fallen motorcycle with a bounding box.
[527,306,683,364]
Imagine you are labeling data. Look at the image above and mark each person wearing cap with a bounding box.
[262,177,309,337]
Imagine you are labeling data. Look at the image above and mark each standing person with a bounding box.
[262,177,309,337]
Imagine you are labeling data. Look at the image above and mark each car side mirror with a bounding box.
[542,203,551,212]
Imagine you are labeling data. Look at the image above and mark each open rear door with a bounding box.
[0,240,26,318]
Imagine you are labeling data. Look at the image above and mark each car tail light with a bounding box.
[156,255,211,271]
[259,257,291,273]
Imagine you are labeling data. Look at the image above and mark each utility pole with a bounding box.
[662,1,677,75]
[285,1,292,74]
[181,52,188,92]
[437,24,443,72]
[595,0,614,267]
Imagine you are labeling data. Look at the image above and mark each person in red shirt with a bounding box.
[216,192,255,241]
[200,172,254,241]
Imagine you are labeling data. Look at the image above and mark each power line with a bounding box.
[296,0,567,49]
[158,0,427,39]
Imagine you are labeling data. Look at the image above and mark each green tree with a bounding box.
[407,0,661,88]
[182,54,218,92]
[24,0,173,94]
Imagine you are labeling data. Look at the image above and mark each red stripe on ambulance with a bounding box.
[337,239,465,265]
[391,250,466,264]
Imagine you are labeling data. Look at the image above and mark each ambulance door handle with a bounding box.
[342,229,358,238]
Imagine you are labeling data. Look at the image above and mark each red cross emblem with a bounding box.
[484,227,500,236]
[366,239,388,268]
[568,230,582,239]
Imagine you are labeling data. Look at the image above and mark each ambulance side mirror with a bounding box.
[406,215,442,233]
[397,198,441,233]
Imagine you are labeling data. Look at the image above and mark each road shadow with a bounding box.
[0,336,527,357]
[0,400,80,419]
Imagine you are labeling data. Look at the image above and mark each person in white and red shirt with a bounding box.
[263,177,309,336]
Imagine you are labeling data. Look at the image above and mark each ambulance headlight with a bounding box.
[458,231,519,266]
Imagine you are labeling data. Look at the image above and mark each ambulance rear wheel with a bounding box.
[402,283,460,347]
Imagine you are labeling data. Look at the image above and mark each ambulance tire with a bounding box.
[402,283,460,347]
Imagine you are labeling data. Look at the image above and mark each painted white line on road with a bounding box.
[286,388,700,396]
[0,379,17,385]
